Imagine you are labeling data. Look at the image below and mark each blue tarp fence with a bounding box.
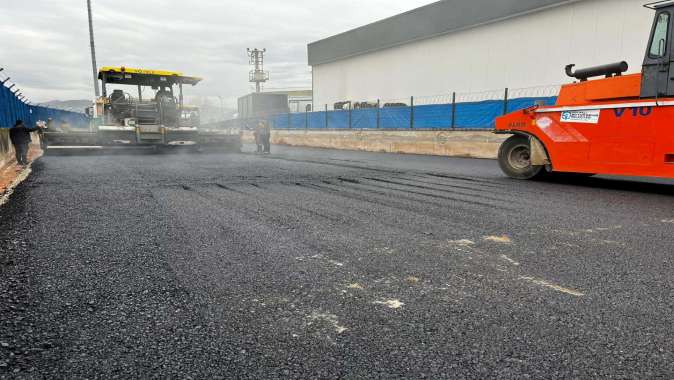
[269,96,557,130]
[1,82,89,129]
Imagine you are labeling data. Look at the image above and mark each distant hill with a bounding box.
[42,100,90,113]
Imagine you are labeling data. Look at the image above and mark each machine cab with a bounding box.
[98,67,202,129]
[641,1,674,98]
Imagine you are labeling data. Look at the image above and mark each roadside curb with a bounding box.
[0,146,43,207]
[0,164,33,207]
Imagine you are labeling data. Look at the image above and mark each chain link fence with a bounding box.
[266,84,560,130]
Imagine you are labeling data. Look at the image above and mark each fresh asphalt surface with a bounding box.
[1,145,673,378]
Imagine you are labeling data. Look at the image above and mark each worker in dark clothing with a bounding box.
[261,121,271,154]
[254,122,264,153]
[36,120,47,150]
[9,120,33,165]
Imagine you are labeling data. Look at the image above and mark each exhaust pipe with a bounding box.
[565,61,628,82]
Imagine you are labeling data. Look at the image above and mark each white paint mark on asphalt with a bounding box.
[662,219,674,224]
[374,299,404,309]
[500,255,520,266]
[328,260,344,267]
[595,239,623,246]
[519,276,585,297]
[373,247,395,255]
[483,235,512,244]
[555,226,622,237]
[594,226,623,232]
[307,312,348,334]
[347,283,364,290]
[448,239,475,246]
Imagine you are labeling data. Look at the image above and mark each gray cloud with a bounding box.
[1,0,434,108]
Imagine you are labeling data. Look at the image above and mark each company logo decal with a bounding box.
[560,110,600,124]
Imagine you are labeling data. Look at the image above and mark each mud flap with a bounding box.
[529,136,550,166]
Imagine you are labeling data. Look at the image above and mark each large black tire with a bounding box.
[498,135,546,180]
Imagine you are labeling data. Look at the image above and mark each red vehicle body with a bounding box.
[495,1,674,180]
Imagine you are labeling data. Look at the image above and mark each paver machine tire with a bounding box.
[498,135,547,180]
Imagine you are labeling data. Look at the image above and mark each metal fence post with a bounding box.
[349,101,352,129]
[305,108,309,129]
[451,92,456,130]
[410,96,415,129]
[325,104,328,129]
[376,99,381,129]
[503,88,509,115]
[287,112,291,129]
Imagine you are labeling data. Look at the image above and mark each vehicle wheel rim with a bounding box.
[508,144,531,171]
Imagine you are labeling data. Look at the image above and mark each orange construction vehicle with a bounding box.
[496,1,674,180]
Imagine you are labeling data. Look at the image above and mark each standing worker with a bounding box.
[261,120,271,154]
[9,120,33,166]
[254,122,263,153]
[36,120,47,150]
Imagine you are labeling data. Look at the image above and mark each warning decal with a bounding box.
[560,110,601,124]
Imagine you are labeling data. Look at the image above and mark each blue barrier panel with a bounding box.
[413,104,453,129]
[308,111,326,129]
[266,95,559,130]
[453,99,503,129]
[506,96,557,113]
[1,82,90,129]
[380,106,411,129]
[290,113,306,129]
[352,108,377,129]
[270,114,287,129]
[328,110,350,129]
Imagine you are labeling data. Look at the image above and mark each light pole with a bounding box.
[217,96,225,120]
[87,0,100,98]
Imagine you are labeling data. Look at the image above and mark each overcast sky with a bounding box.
[1,0,435,107]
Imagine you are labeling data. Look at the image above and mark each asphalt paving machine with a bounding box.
[495,1,674,180]
[43,67,241,152]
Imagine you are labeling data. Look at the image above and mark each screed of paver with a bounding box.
[373,299,405,309]
[483,235,513,244]
[307,312,348,334]
[519,276,585,297]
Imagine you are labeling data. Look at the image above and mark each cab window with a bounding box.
[649,12,670,58]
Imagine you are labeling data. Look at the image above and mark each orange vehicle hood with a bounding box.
[555,73,642,106]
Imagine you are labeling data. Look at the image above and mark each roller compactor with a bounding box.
[496,1,674,180]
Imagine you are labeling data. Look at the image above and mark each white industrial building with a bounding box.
[308,0,655,107]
